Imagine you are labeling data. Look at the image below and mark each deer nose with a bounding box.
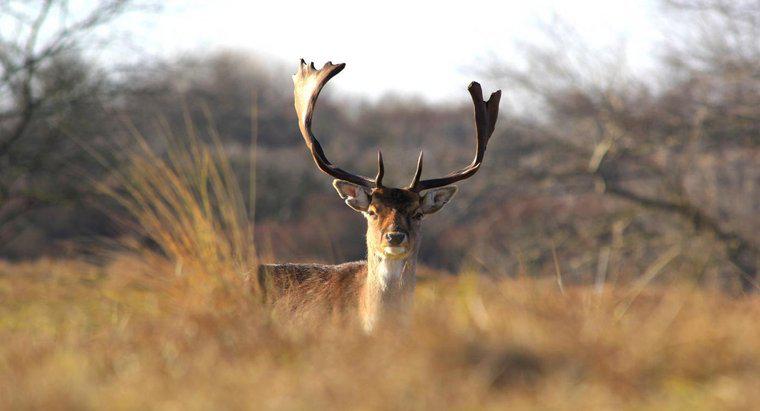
[385,232,407,246]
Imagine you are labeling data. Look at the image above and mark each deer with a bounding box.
[257,60,500,332]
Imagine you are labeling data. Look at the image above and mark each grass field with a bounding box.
[1,256,758,410]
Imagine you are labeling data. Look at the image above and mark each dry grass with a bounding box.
[0,258,758,410]
[93,116,257,310]
[1,132,758,410]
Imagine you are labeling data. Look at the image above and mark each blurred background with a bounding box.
[1,0,758,290]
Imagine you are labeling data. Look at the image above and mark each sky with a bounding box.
[114,0,663,102]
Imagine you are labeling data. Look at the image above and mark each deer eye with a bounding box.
[412,211,423,220]
[367,209,377,218]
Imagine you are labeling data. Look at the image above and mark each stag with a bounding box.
[258,60,500,332]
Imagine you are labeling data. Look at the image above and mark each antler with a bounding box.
[408,82,501,191]
[293,59,384,188]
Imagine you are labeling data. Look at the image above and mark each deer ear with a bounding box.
[333,180,371,212]
[420,186,458,214]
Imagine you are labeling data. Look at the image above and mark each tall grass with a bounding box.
[1,259,758,409]
[96,113,257,309]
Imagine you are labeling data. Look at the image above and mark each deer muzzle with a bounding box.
[383,232,409,256]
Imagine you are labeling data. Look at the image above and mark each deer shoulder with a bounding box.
[256,261,367,305]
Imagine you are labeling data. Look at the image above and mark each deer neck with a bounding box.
[360,241,418,333]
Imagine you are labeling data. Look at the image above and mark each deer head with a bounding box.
[293,60,500,260]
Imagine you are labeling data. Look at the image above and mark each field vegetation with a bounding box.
[2,258,758,409]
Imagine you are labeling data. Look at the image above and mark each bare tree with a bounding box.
[0,0,144,250]
[492,0,759,291]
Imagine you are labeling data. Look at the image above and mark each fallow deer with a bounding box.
[258,60,500,332]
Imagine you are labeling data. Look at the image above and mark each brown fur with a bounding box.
[365,188,424,257]
[256,186,454,331]
[257,262,367,311]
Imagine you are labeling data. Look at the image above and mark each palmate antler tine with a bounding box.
[293,59,382,188]
[410,82,501,191]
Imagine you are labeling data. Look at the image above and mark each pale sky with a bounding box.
[113,0,662,102]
